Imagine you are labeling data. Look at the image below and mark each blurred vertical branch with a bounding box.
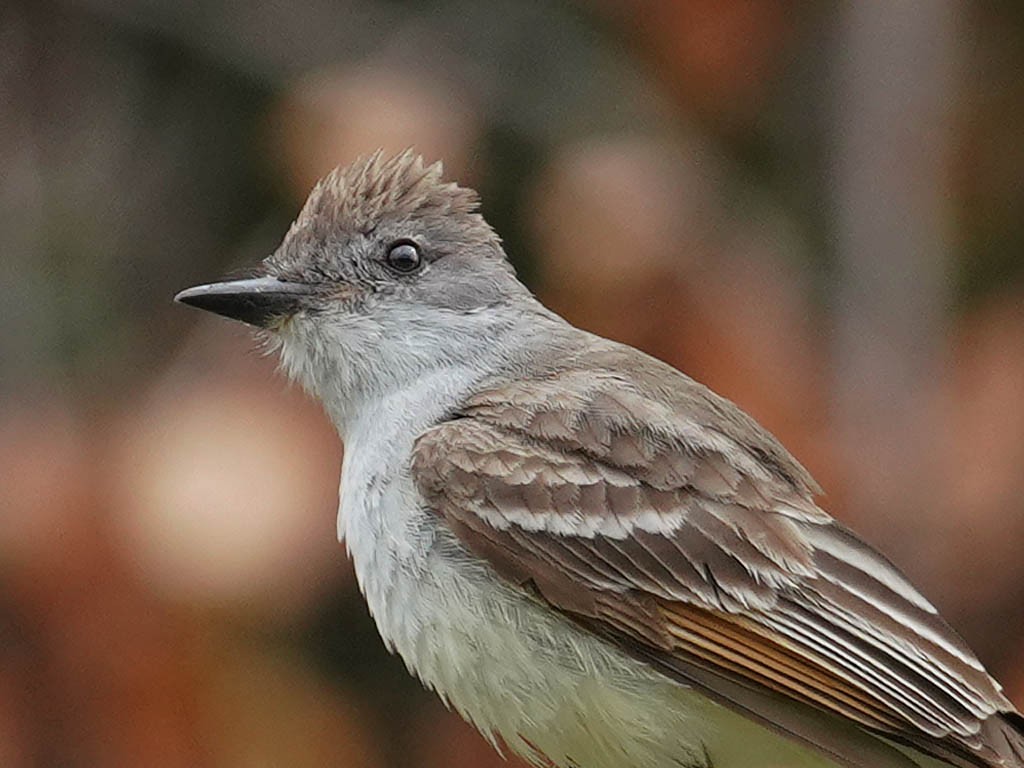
[830,3,958,542]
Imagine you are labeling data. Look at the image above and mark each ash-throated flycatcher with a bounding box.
[176,151,1024,768]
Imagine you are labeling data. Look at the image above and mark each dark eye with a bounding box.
[386,241,422,273]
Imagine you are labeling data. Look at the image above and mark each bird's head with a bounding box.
[176,151,535,422]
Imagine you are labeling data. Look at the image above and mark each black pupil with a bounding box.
[388,243,420,272]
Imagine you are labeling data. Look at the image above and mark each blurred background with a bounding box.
[1,1,1023,766]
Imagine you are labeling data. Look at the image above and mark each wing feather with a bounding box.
[411,364,1024,768]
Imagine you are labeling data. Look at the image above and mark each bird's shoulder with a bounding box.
[416,332,822,513]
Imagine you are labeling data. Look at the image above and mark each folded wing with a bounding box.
[411,362,1024,768]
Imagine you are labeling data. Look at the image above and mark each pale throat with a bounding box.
[282,305,522,435]
[281,320,499,533]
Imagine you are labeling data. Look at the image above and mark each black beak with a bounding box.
[174,277,315,327]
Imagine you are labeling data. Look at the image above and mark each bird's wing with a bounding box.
[411,365,1024,768]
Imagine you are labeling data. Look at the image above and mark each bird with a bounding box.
[175,150,1024,768]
